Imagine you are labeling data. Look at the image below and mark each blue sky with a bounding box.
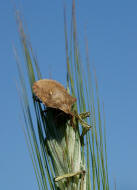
[0,0,137,189]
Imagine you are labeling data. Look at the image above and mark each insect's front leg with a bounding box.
[33,94,50,115]
[32,94,42,103]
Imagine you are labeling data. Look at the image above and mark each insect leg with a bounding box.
[75,112,92,130]
[32,94,42,103]
[78,112,90,119]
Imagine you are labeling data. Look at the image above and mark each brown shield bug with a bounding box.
[32,79,76,115]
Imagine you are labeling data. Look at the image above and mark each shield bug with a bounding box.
[32,79,76,115]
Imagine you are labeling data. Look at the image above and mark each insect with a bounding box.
[32,79,91,134]
[33,79,76,115]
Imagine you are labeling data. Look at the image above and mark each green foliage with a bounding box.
[16,0,109,189]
